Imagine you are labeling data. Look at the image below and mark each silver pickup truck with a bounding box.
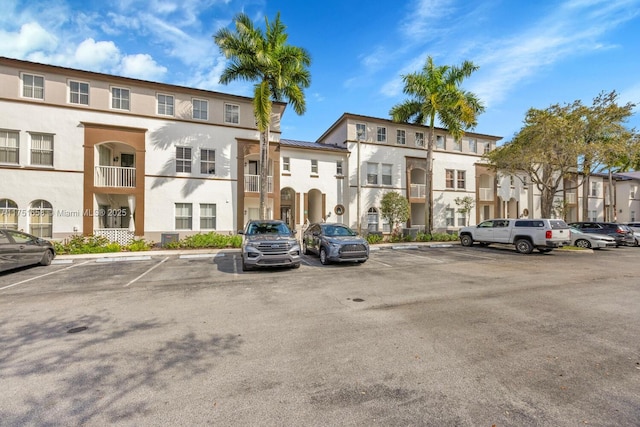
[459,218,571,254]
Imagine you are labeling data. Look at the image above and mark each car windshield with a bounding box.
[247,222,291,235]
[323,225,356,237]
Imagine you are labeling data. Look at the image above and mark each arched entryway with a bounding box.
[306,189,324,223]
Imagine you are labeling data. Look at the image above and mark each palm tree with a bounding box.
[390,56,484,234]
[214,12,311,220]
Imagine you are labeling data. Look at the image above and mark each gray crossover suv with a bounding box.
[302,222,369,265]
[239,220,301,271]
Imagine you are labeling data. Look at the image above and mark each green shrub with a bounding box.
[415,233,432,242]
[169,232,242,249]
[54,234,122,254]
[126,238,154,252]
[366,233,383,244]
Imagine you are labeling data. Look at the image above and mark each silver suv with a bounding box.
[239,220,301,271]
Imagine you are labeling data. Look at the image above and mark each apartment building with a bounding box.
[0,56,287,243]
[316,113,502,233]
[2,57,633,243]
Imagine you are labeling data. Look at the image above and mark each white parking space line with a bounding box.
[179,254,215,259]
[367,257,392,267]
[0,260,92,291]
[232,254,239,275]
[458,251,498,260]
[124,257,169,287]
[96,255,151,263]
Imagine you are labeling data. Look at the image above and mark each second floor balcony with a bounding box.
[95,166,136,188]
[479,187,494,201]
[245,174,273,193]
[410,183,426,199]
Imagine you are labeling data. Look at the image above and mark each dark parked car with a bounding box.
[567,222,635,247]
[302,222,369,265]
[0,229,56,273]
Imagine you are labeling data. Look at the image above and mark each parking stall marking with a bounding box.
[0,260,92,291]
[124,257,170,287]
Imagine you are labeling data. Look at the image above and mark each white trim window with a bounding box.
[192,99,208,120]
[176,146,192,173]
[591,182,598,197]
[445,169,455,189]
[376,127,386,142]
[0,199,18,229]
[336,160,343,176]
[445,208,455,226]
[224,103,239,124]
[200,149,215,175]
[457,211,466,227]
[356,123,366,140]
[367,207,379,232]
[200,203,216,229]
[468,138,477,153]
[415,132,425,147]
[436,135,445,149]
[0,130,19,164]
[396,129,406,145]
[367,162,379,185]
[69,80,89,105]
[157,94,174,116]
[483,142,491,154]
[29,199,53,238]
[282,157,290,172]
[175,203,192,230]
[457,170,466,190]
[111,87,130,110]
[382,164,392,185]
[22,73,44,99]
[453,138,461,151]
[311,159,318,174]
[30,133,54,166]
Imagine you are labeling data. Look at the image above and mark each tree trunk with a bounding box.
[425,126,434,234]
[259,127,270,220]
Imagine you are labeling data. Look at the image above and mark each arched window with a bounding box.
[0,199,18,230]
[29,199,53,238]
[367,207,379,232]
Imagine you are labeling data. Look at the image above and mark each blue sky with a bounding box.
[2,0,640,143]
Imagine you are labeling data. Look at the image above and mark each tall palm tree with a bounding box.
[214,12,311,220]
[390,56,484,234]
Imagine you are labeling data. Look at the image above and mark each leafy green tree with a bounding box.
[380,192,410,237]
[485,92,637,219]
[390,56,484,234]
[214,12,311,219]
[575,91,636,219]
[454,196,475,226]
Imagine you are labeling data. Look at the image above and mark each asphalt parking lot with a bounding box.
[1,244,639,426]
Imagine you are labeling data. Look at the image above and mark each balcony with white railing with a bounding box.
[95,166,136,188]
[410,183,426,199]
[479,187,494,201]
[244,174,274,193]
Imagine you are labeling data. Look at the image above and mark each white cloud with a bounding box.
[120,54,167,80]
[0,22,57,58]
[74,38,121,70]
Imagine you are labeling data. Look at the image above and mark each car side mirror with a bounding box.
[312,231,319,237]
[238,230,244,235]
[292,230,297,235]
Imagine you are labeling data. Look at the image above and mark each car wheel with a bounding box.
[319,247,329,265]
[302,240,310,255]
[39,249,53,266]
[574,239,591,249]
[635,238,640,247]
[460,234,473,247]
[515,238,533,254]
